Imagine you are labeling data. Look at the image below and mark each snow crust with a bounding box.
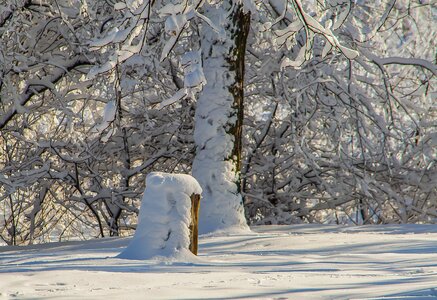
[118,172,202,260]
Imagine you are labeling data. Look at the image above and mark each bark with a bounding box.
[189,193,201,255]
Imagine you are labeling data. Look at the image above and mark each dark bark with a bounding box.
[228,7,251,193]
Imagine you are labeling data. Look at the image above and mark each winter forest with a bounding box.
[0,0,436,246]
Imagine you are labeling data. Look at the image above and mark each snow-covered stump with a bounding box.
[118,172,202,260]
[192,2,250,234]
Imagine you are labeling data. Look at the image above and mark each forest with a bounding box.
[0,0,436,245]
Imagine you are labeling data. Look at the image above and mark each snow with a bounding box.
[158,3,184,16]
[158,88,187,109]
[87,58,117,80]
[332,2,350,30]
[181,51,206,88]
[102,100,116,124]
[192,3,249,235]
[125,0,142,12]
[113,2,126,10]
[1,224,437,299]
[93,100,116,133]
[118,172,202,260]
[89,29,119,48]
[277,0,359,63]
[165,14,188,37]
[159,50,206,108]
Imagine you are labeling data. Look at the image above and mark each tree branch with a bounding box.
[0,57,90,130]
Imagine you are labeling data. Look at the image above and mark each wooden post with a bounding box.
[189,193,201,255]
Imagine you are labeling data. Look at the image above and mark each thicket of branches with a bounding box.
[0,0,435,245]
[243,0,436,225]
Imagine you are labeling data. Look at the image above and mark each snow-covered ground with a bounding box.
[1,224,437,299]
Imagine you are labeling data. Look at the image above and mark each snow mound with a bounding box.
[118,172,202,260]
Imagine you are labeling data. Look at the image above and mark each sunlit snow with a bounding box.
[1,225,437,299]
[118,172,201,260]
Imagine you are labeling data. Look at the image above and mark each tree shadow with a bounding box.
[0,224,436,300]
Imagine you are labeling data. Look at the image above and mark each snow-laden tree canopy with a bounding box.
[0,0,435,244]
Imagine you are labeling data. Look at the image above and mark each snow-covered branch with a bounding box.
[0,57,89,130]
[370,55,437,77]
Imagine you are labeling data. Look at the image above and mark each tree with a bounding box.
[86,0,254,233]
[243,0,436,225]
[0,0,196,243]
[0,0,435,244]
[192,1,251,233]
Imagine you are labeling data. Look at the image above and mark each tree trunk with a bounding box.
[192,1,250,233]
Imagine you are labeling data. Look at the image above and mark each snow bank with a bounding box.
[4,225,437,299]
[118,172,202,260]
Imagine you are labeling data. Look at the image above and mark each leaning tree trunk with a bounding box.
[192,1,250,233]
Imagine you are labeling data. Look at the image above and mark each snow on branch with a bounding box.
[0,57,89,130]
[370,55,437,77]
[273,0,358,69]
[159,51,206,109]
